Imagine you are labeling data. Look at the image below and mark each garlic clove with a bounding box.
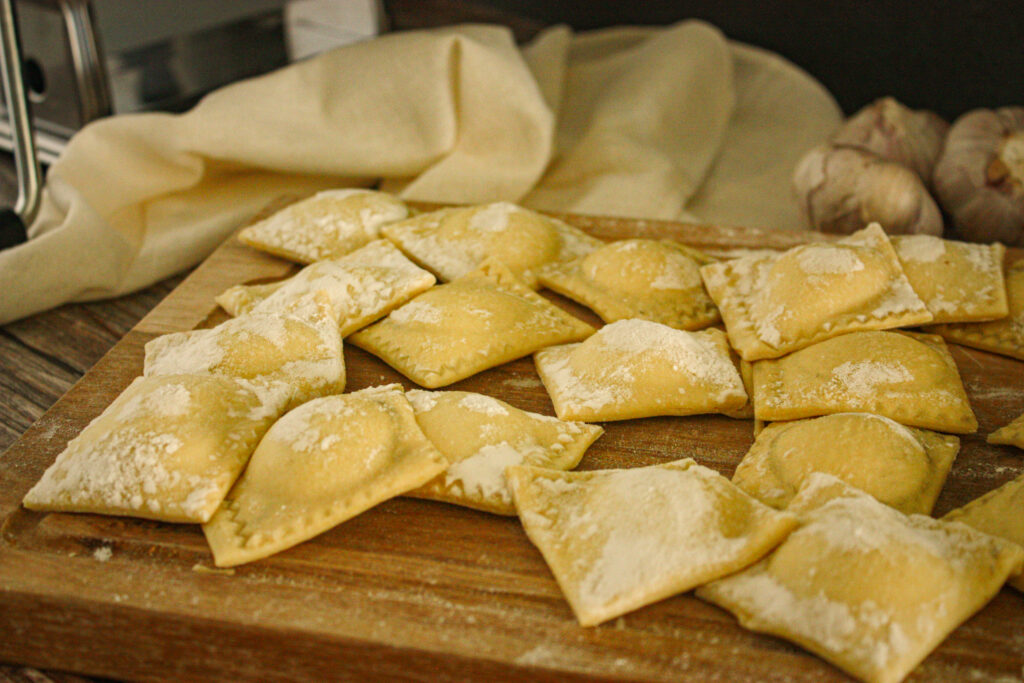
[933,107,1024,246]
[832,97,949,184]
[793,145,943,236]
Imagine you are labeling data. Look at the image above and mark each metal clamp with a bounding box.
[0,0,42,248]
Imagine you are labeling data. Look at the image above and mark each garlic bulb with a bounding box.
[793,145,943,235]
[832,97,949,183]
[933,107,1024,245]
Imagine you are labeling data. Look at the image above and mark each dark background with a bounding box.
[385,0,1023,120]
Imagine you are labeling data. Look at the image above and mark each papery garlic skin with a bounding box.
[832,97,949,183]
[793,145,943,235]
[933,107,1024,245]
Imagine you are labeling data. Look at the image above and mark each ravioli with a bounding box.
[215,240,436,336]
[349,258,594,388]
[404,390,603,515]
[536,238,720,330]
[143,302,344,412]
[752,331,977,434]
[23,375,275,523]
[380,202,603,287]
[507,459,798,627]
[892,235,1007,324]
[944,472,1024,591]
[237,189,408,263]
[697,474,1024,683]
[202,386,447,567]
[700,224,932,361]
[534,319,747,422]
[929,260,1024,361]
[732,413,959,514]
[987,411,1024,449]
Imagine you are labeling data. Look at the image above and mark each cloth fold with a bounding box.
[0,20,840,324]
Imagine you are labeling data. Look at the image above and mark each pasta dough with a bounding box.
[534,319,747,422]
[404,390,603,515]
[237,189,408,263]
[732,413,959,514]
[507,459,798,627]
[143,303,344,412]
[697,474,1024,683]
[349,258,594,388]
[891,235,1007,324]
[700,224,932,361]
[987,411,1024,449]
[215,240,436,336]
[752,331,977,434]
[202,385,447,567]
[929,260,1024,361]
[723,354,755,420]
[536,238,720,330]
[380,202,603,287]
[23,374,275,523]
[943,472,1024,591]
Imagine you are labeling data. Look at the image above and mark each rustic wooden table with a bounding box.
[0,272,186,683]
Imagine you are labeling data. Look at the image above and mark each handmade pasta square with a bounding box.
[380,202,603,287]
[752,330,977,434]
[507,459,799,627]
[891,235,1007,324]
[23,375,276,523]
[987,411,1024,449]
[202,385,447,567]
[534,319,747,422]
[404,390,603,515]
[215,281,281,318]
[697,474,1024,683]
[944,472,1024,591]
[143,303,344,412]
[732,413,959,514]
[215,240,436,336]
[700,224,932,361]
[929,260,1024,361]
[237,189,408,263]
[348,259,594,388]
[536,238,720,330]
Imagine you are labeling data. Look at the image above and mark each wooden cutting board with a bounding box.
[2,204,1022,682]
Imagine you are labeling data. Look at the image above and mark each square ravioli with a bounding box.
[506,459,798,627]
[237,189,408,263]
[215,240,436,336]
[202,386,447,567]
[700,224,932,361]
[380,202,603,287]
[891,235,1007,324]
[943,472,1024,591]
[143,305,344,412]
[403,390,603,515]
[536,238,720,330]
[23,375,275,523]
[697,474,1024,683]
[534,319,747,422]
[928,259,1024,361]
[987,411,1024,449]
[732,413,959,514]
[752,330,977,434]
[348,258,594,388]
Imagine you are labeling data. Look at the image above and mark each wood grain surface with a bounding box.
[1,205,1022,682]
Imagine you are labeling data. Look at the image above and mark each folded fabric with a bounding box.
[0,21,840,324]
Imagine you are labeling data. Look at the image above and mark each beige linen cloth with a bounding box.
[0,21,840,324]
